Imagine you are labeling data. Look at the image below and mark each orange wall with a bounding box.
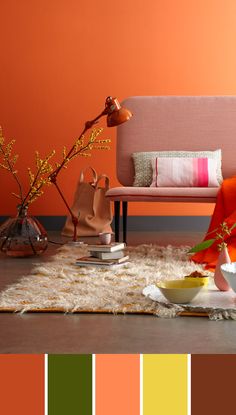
[1,0,236,216]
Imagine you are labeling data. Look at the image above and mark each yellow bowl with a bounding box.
[156,279,204,304]
[184,276,209,286]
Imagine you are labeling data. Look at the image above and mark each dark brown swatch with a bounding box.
[192,354,236,415]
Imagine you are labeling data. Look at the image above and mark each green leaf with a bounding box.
[188,238,215,253]
[230,223,236,231]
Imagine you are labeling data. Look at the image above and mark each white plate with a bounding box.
[143,283,236,310]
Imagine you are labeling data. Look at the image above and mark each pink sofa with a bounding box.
[106,96,236,242]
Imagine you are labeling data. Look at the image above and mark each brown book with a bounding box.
[76,255,129,267]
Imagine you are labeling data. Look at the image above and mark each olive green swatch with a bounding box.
[48,354,92,415]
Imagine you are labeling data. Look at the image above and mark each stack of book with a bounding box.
[76,242,129,267]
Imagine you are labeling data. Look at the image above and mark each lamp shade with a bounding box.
[105,97,133,127]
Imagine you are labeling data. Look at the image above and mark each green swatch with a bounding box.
[48,354,92,415]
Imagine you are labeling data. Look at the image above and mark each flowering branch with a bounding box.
[0,126,110,213]
[50,128,110,179]
[21,150,55,207]
[189,222,236,254]
[0,127,24,203]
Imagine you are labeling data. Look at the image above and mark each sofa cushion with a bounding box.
[132,149,222,187]
[106,186,219,202]
[150,157,219,187]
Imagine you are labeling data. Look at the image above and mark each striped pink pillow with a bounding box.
[150,157,219,187]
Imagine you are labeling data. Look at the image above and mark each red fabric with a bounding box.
[192,176,236,269]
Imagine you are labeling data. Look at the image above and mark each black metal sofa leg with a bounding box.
[114,201,120,242]
[122,201,128,244]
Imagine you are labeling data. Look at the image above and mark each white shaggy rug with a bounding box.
[0,243,220,318]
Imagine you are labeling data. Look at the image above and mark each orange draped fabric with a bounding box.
[192,176,236,269]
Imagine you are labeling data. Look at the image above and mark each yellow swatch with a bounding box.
[143,354,188,415]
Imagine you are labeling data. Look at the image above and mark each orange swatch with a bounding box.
[0,354,44,415]
[96,354,140,415]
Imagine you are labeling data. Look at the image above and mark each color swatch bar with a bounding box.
[48,354,92,415]
[96,354,140,415]
[0,354,44,415]
[3,354,236,414]
[143,354,188,414]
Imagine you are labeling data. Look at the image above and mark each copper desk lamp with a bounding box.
[49,97,132,242]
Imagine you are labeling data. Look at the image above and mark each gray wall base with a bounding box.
[0,215,210,232]
[125,216,210,232]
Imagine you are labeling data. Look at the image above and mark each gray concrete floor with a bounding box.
[1,231,236,354]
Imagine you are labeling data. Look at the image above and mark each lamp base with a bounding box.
[65,240,85,246]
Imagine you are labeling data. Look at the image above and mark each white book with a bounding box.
[90,250,125,260]
[87,242,126,253]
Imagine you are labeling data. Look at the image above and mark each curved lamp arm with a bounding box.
[49,96,132,242]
